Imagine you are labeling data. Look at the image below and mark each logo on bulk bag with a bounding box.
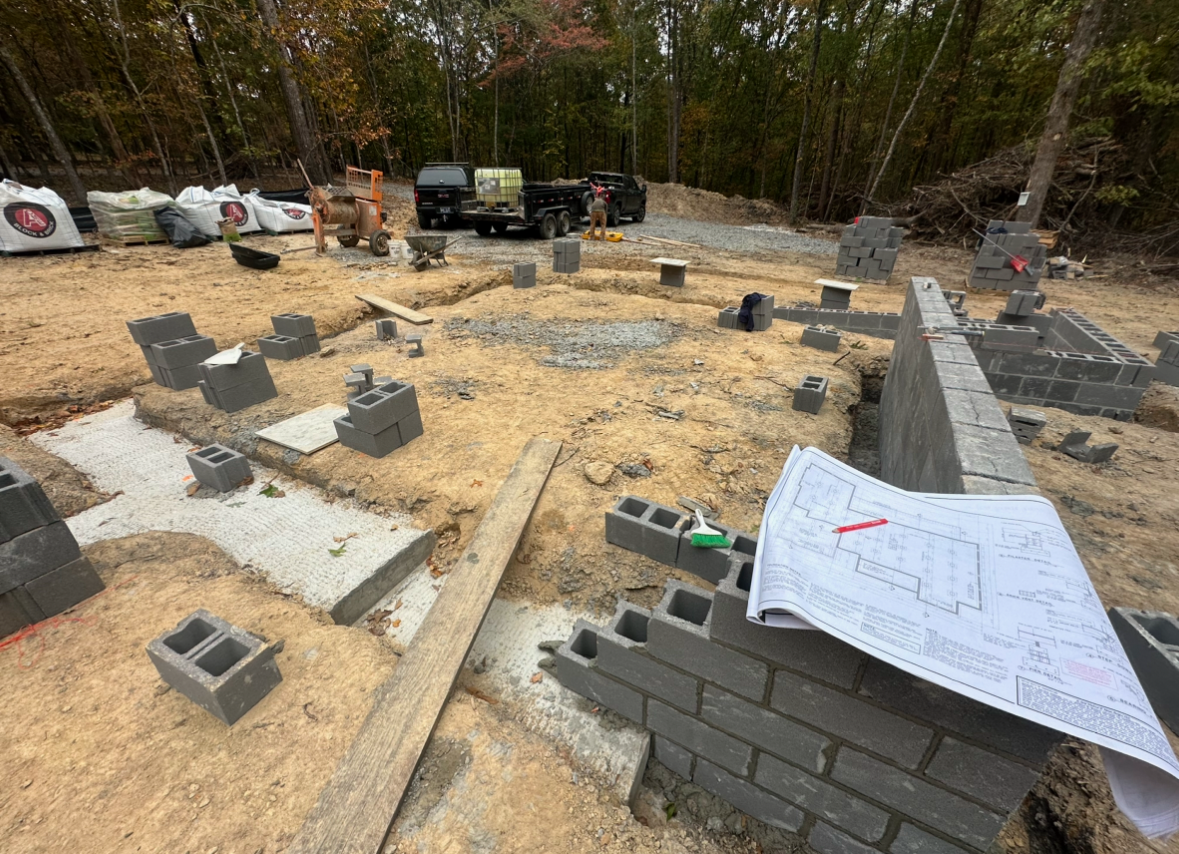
[4,203,57,238]
[220,201,249,226]
[282,207,306,220]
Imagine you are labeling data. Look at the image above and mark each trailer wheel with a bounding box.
[493,222,509,234]
[556,210,571,236]
[337,233,360,247]
[607,204,621,228]
[370,229,391,257]
[540,213,558,240]
[474,221,493,236]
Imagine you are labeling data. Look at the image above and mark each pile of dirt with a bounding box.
[644,181,790,226]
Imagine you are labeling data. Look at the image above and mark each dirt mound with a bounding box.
[644,181,789,226]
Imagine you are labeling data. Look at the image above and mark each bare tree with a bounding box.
[790,0,827,222]
[1022,0,1106,227]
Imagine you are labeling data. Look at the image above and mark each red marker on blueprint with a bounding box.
[832,518,888,534]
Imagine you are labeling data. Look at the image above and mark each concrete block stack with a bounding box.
[792,376,829,414]
[197,350,278,413]
[1153,331,1179,351]
[835,216,903,280]
[1108,608,1179,735]
[513,262,537,289]
[0,456,105,638]
[820,282,857,311]
[717,299,773,332]
[1155,341,1179,387]
[1006,408,1046,445]
[270,313,320,355]
[555,553,1060,854]
[800,325,841,352]
[552,238,580,274]
[127,312,217,390]
[717,307,740,329]
[968,222,1046,291]
[256,334,303,361]
[146,608,282,725]
[187,444,252,492]
[333,380,422,458]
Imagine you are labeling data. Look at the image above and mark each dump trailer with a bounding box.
[464,182,588,240]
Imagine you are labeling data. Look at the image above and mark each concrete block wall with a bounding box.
[1156,341,1179,387]
[879,278,1037,494]
[556,553,1061,854]
[836,217,903,280]
[772,306,901,340]
[967,222,1046,291]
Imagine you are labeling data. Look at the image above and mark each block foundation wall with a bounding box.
[555,278,1064,854]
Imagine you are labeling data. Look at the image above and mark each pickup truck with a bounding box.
[414,163,475,228]
[582,172,647,226]
[465,182,586,239]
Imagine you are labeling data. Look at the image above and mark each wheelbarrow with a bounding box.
[405,234,459,272]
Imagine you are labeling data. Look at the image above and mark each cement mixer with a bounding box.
[310,166,391,256]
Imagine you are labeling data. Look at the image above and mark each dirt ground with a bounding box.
[4,187,1179,853]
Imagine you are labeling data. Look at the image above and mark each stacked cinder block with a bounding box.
[147,608,282,725]
[553,238,580,274]
[1154,331,1179,351]
[187,444,252,492]
[334,380,422,458]
[772,307,902,341]
[835,216,902,280]
[717,299,774,332]
[717,307,740,329]
[1155,341,1179,387]
[954,320,1040,353]
[801,325,841,352]
[127,312,217,390]
[820,282,857,311]
[513,262,537,289]
[270,313,320,356]
[792,376,829,414]
[0,456,105,638]
[1108,608,1179,735]
[256,334,303,361]
[197,350,278,413]
[1003,290,1045,319]
[1006,408,1046,445]
[968,222,1046,291]
[557,553,1061,854]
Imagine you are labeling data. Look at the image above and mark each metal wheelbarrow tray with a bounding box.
[405,234,458,271]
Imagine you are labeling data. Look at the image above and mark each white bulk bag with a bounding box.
[0,180,85,253]
[174,186,224,238]
[248,191,314,233]
[210,184,261,234]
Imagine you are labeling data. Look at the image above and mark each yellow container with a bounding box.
[475,168,523,207]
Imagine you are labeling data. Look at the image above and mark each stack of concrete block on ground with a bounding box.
[801,325,842,352]
[1154,331,1179,351]
[513,262,537,289]
[835,216,902,280]
[717,295,774,331]
[772,306,901,341]
[820,282,857,311]
[334,379,423,458]
[197,350,278,413]
[0,456,105,637]
[127,311,217,390]
[147,608,282,726]
[258,313,319,360]
[968,222,1046,291]
[1155,340,1179,387]
[552,238,580,274]
[187,444,252,492]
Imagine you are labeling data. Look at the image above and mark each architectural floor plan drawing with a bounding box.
[748,446,1179,837]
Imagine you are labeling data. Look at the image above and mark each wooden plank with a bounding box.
[288,437,561,854]
[354,293,433,325]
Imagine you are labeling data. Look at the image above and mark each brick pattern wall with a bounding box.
[772,306,902,340]
[967,222,1045,291]
[835,217,903,280]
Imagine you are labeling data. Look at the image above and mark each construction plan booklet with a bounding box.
[746,446,1179,838]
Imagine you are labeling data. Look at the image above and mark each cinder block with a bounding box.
[0,590,39,637]
[793,375,829,414]
[334,414,402,458]
[1007,408,1046,444]
[375,319,399,340]
[271,313,316,338]
[348,382,419,434]
[512,262,537,289]
[675,518,756,584]
[126,311,197,346]
[924,737,1040,811]
[702,684,830,773]
[694,759,804,831]
[150,335,218,369]
[199,350,272,391]
[659,265,686,287]
[0,456,60,543]
[597,602,699,712]
[648,581,768,700]
[604,496,686,567]
[257,334,303,361]
[831,749,1005,851]
[808,823,879,854]
[1109,608,1179,734]
[555,620,643,723]
[396,409,424,445]
[23,556,105,616]
[299,333,321,355]
[210,376,278,412]
[889,823,972,853]
[647,700,751,775]
[197,380,218,407]
[1073,382,1146,410]
[801,325,841,352]
[718,307,740,329]
[653,735,694,778]
[158,363,204,391]
[1153,331,1179,350]
[187,444,252,492]
[146,608,283,725]
[756,752,891,839]
[0,521,82,594]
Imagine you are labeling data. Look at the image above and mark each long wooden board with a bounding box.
[288,437,561,854]
[354,293,433,325]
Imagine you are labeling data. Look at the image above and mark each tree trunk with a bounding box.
[790,0,826,222]
[819,77,844,219]
[0,42,88,202]
[1022,0,1106,227]
[665,0,681,184]
[862,0,917,215]
[256,0,329,184]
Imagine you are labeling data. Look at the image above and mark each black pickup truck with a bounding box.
[465,182,586,239]
[582,172,647,226]
[414,163,475,228]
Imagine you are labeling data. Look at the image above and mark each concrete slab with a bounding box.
[254,404,347,454]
